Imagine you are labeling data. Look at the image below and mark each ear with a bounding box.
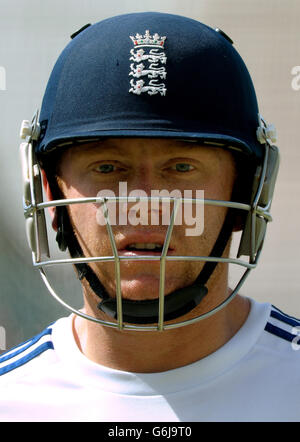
[41,169,58,231]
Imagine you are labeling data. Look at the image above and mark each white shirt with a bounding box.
[0,298,300,422]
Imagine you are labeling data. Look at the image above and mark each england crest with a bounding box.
[129,30,167,96]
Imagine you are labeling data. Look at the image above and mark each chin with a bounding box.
[119,276,180,301]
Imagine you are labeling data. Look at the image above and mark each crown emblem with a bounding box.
[130,30,166,48]
[129,29,167,97]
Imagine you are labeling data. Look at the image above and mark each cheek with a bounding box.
[205,171,235,202]
[67,200,110,254]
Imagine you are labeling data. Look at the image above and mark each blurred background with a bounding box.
[0,0,299,352]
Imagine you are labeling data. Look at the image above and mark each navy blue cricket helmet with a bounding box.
[36,11,263,159]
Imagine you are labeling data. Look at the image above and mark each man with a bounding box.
[1,12,299,422]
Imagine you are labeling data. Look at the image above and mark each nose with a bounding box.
[121,164,174,228]
[127,162,158,196]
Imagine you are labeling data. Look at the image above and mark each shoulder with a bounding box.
[257,303,300,363]
[263,304,300,349]
[0,318,68,386]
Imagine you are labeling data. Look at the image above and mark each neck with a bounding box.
[73,286,250,373]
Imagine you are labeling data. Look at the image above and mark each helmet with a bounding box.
[20,12,279,331]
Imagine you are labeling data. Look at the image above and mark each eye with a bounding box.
[96,164,116,174]
[173,163,195,172]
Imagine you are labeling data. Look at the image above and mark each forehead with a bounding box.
[60,137,232,161]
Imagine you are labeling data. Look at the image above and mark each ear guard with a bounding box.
[238,116,280,260]
[20,111,49,262]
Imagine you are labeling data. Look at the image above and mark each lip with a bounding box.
[118,250,169,257]
[116,232,176,256]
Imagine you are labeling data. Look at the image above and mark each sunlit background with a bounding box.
[0,0,299,352]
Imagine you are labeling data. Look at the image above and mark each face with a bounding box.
[54,138,236,310]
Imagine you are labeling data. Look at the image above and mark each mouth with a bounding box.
[117,235,176,256]
[120,243,165,256]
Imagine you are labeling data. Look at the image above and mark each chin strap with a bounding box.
[56,205,234,325]
[99,284,208,324]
